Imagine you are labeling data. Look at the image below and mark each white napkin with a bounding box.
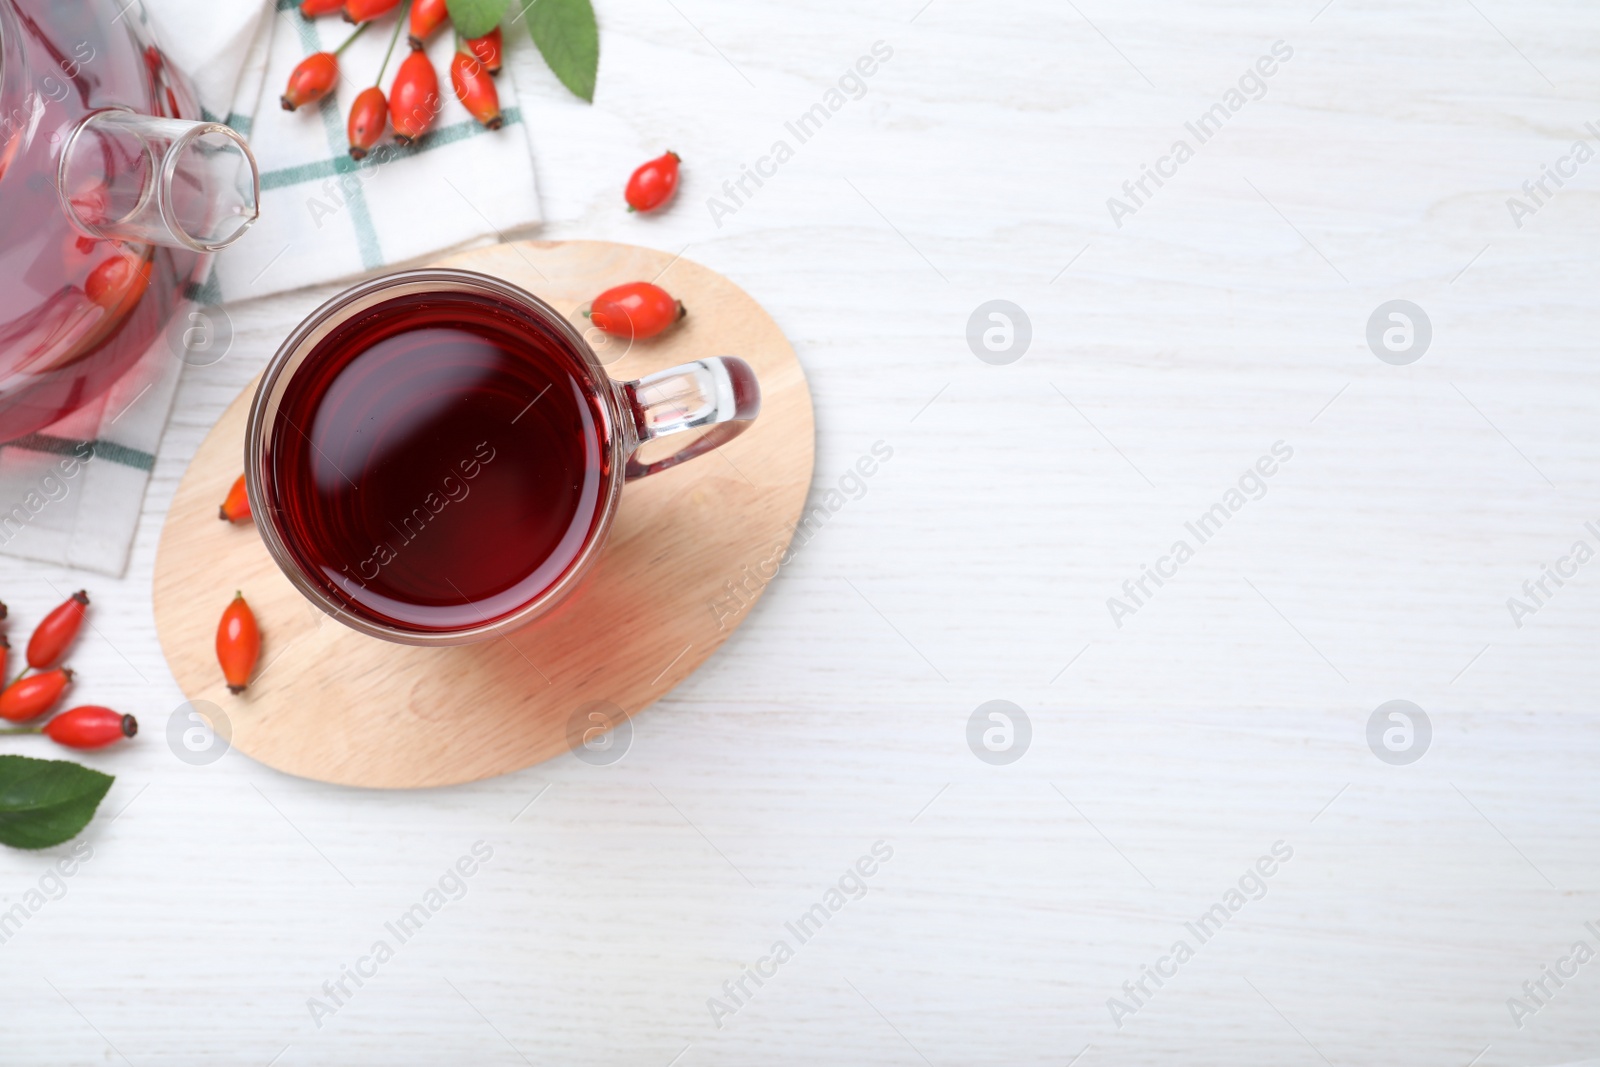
[0,346,182,573]
[0,0,543,575]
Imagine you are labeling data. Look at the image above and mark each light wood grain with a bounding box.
[150,240,814,787]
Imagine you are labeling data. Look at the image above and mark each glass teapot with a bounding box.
[0,0,259,442]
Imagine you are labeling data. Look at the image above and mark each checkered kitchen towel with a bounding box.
[0,0,542,575]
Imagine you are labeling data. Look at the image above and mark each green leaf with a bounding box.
[447,0,511,40]
[524,0,599,103]
[0,755,113,850]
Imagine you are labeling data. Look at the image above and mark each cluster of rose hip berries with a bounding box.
[283,0,503,160]
[0,594,137,749]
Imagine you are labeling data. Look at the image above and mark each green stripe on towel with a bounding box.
[3,435,156,472]
[288,15,387,270]
[258,108,525,191]
[199,107,254,137]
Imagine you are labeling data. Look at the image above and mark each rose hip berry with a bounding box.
[409,0,449,47]
[219,474,252,523]
[42,706,137,749]
[217,593,261,694]
[347,9,404,159]
[347,85,389,159]
[84,253,151,310]
[625,152,681,213]
[450,50,501,130]
[343,0,401,22]
[0,668,74,723]
[589,282,686,340]
[27,590,88,671]
[283,23,366,111]
[281,52,340,111]
[390,49,440,144]
[465,26,502,75]
[300,0,343,15]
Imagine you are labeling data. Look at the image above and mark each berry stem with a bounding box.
[376,1,410,85]
[333,20,370,56]
[0,726,42,735]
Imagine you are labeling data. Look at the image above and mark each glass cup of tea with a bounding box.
[244,269,760,645]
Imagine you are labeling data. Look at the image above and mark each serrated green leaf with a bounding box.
[0,755,113,850]
[447,0,511,40]
[524,0,598,103]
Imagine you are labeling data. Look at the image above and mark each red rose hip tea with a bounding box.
[249,268,760,646]
[263,289,612,633]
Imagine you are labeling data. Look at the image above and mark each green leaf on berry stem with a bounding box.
[0,755,113,850]
[446,0,510,40]
[524,0,598,103]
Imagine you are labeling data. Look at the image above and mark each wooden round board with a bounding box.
[152,240,814,788]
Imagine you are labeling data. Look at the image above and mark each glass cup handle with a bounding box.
[619,357,760,480]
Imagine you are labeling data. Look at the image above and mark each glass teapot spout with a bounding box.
[59,108,260,251]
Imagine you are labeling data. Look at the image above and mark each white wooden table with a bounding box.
[4,1,1599,1064]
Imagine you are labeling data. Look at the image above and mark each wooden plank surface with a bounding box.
[2,1,1598,1064]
